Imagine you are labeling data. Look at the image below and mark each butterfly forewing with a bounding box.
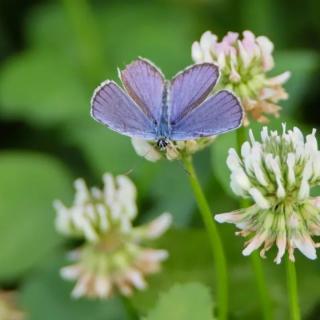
[91,81,156,139]
[169,63,219,124]
[120,58,165,124]
[91,59,243,143]
[170,90,243,140]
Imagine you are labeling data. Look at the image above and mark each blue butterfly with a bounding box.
[91,58,243,150]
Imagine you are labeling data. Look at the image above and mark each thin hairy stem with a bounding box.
[286,256,300,320]
[120,296,140,320]
[237,127,273,320]
[182,155,228,320]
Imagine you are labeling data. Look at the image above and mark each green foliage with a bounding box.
[275,50,319,114]
[0,152,72,280]
[0,0,320,319]
[144,282,215,320]
[130,229,215,313]
[96,2,196,74]
[0,2,197,127]
[0,51,88,125]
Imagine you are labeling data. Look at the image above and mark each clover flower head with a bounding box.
[215,125,320,263]
[54,173,172,298]
[0,291,24,320]
[132,137,215,162]
[192,30,290,125]
[54,173,138,241]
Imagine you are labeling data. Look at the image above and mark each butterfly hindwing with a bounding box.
[91,80,156,139]
[170,90,243,140]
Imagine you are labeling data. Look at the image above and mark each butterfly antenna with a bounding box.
[122,146,191,177]
[122,158,141,177]
[121,148,155,177]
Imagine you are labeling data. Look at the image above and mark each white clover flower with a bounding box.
[215,125,320,263]
[132,136,215,162]
[54,173,172,299]
[54,174,138,241]
[0,291,24,320]
[192,30,290,125]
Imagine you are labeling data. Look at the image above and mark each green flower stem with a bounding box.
[120,296,140,320]
[182,155,228,320]
[250,252,274,320]
[286,256,300,320]
[237,127,273,320]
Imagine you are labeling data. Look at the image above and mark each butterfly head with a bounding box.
[156,138,169,151]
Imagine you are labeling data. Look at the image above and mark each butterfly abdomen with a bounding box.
[156,81,170,140]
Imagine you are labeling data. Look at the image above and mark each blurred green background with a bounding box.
[0,0,320,319]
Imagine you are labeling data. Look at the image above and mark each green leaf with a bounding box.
[0,50,88,125]
[0,152,72,280]
[144,283,215,320]
[131,229,214,314]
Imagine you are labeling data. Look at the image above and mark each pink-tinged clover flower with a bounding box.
[215,125,320,263]
[54,174,172,298]
[192,31,290,125]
